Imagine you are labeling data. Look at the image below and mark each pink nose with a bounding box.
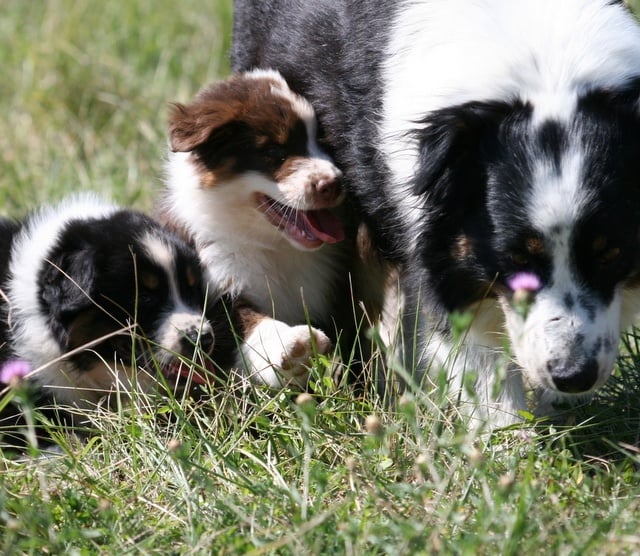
[313,175,342,203]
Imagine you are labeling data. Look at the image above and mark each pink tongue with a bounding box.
[299,209,345,243]
[179,366,207,385]
[173,360,215,385]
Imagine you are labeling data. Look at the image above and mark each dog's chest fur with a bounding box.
[198,233,345,325]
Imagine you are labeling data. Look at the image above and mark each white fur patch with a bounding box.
[528,147,590,234]
[381,0,640,254]
[238,317,330,389]
[6,194,119,369]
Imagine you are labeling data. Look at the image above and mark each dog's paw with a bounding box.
[239,318,331,389]
[278,325,332,386]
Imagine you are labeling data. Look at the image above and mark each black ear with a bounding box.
[40,247,96,326]
[412,100,520,197]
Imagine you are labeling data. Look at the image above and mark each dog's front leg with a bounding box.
[235,306,331,390]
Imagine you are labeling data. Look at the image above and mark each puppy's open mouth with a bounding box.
[162,359,215,386]
[255,193,345,249]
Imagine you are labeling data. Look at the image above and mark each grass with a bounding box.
[0,0,232,214]
[2,1,640,554]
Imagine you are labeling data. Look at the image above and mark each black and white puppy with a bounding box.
[0,194,237,418]
[161,69,376,388]
[232,0,640,426]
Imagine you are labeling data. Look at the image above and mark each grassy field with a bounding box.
[3,1,640,554]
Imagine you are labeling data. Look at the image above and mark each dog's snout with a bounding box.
[547,357,598,393]
[181,325,215,354]
[313,174,342,203]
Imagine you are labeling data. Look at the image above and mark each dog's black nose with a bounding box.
[182,327,215,354]
[199,329,215,354]
[548,358,598,393]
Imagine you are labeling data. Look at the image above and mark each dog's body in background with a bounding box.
[232,0,640,426]
[161,69,380,388]
[0,195,243,446]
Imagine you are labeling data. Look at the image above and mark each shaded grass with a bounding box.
[3,1,640,554]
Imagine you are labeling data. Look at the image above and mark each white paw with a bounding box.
[239,319,331,389]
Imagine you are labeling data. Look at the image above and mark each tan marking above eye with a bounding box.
[591,236,621,262]
[255,135,270,148]
[592,235,608,252]
[525,236,545,255]
[451,234,474,260]
[185,266,197,288]
[140,271,160,290]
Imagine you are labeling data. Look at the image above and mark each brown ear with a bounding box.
[168,98,239,153]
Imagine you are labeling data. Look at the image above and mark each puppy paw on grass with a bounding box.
[240,319,331,390]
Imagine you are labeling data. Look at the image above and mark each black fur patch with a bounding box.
[0,206,240,448]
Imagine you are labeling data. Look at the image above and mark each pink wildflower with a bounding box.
[507,272,541,293]
[0,360,32,385]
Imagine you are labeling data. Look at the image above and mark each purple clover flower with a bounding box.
[0,360,32,385]
[507,272,541,293]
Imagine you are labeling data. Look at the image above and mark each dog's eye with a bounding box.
[510,236,545,268]
[591,236,621,264]
[138,291,157,305]
[263,146,287,165]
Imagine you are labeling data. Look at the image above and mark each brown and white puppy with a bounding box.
[161,69,373,388]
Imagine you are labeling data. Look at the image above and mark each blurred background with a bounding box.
[0,0,232,214]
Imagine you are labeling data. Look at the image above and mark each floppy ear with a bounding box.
[169,86,245,153]
[412,100,517,197]
[40,247,96,327]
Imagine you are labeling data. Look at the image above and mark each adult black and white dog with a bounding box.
[232,0,640,426]
[0,194,238,418]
